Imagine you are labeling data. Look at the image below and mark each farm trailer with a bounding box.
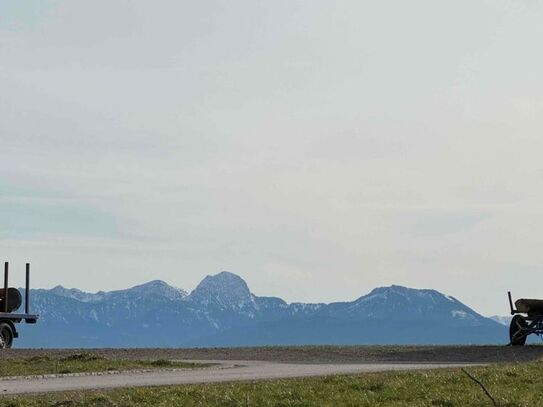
[508,291,543,346]
[0,262,38,348]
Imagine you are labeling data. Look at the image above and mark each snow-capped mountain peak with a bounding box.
[49,285,106,302]
[124,280,188,301]
[47,280,187,303]
[188,271,256,311]
[346,284,485,323]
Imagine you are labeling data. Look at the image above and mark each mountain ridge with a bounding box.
[18,272,506,348]
[42,277,462,309]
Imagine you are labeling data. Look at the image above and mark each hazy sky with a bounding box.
[2,1,543,315]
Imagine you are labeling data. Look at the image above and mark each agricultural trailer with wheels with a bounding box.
[0,262,38,348]
[508,291,543,346]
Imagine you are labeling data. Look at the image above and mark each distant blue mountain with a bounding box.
[17,272,506,347]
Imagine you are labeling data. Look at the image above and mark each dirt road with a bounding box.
[0,360,474,395]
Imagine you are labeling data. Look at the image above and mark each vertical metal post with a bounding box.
[3,262,8,313]
[25,263,30,315]
[508,291,515,315]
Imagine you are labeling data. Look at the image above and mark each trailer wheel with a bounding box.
[0,322,14,349]
[510,315,528,346]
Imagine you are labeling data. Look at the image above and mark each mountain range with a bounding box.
[16,271,506,348]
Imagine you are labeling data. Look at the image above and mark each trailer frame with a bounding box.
[0,262,39,348]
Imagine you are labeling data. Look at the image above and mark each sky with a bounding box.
[1,1,543,315]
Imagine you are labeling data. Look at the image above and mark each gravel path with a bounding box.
[0,360,475,395]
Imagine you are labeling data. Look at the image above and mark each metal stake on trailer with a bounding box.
[3,262,8,313]
[25,263,30,315]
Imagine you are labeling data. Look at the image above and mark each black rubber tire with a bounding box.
[0,322,14,349]
[0,288,22,313]
[510,315,528,346]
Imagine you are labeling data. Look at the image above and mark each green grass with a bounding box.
[4,360,543,406]
[0,353,207,377]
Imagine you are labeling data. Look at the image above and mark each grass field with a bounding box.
[0,353,206,377]
[3,360,543,406]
